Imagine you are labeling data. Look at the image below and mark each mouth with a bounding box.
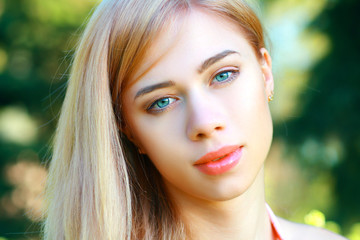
[194,145,242,165]
[194,145,243,175]
[212,156,225,162]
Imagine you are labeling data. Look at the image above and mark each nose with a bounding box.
[186,93,226,141]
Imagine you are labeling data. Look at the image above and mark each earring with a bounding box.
[268,91,274,102]
[138,147,145,155]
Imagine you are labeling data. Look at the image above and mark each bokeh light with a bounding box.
[1,0,359,239]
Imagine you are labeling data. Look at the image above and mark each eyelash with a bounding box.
[146,68,240,114]
[146,96,178,114]
[210,68,240,86]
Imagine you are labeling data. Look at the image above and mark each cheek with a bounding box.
[226,72,273,150]
[130,117,193,188]
[128,114,185,165]
[246,91,273,159]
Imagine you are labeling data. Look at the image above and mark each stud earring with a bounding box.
[138,147,145,155]
[268,91,274,102]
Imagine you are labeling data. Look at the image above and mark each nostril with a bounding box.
[189,120,226,141]
[197,133,205,138]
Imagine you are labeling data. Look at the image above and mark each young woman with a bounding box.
[43,0,347,239]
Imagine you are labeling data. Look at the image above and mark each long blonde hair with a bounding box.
[43,0,265,239]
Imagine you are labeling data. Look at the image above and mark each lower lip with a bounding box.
[195,147,243,175]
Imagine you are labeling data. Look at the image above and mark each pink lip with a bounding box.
[194,145,243,175]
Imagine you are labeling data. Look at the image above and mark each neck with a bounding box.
[167,166,273,240]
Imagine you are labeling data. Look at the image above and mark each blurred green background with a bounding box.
[0,0,359,239]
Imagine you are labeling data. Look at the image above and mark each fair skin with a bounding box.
[122,9,347,240]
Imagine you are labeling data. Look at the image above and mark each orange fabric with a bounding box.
[266,204,286,240]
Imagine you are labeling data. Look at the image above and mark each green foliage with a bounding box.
[0,0,95,238]
[0,0,359,238]
[275,0,360,234]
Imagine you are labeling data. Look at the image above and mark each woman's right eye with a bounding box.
[146,97,177,113]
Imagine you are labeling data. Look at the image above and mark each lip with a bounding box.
[194,145,243,175]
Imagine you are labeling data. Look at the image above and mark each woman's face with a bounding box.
[122,9,274,202]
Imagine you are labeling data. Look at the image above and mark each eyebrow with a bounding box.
[134,81,175,100]
[198,50,239,74]
[134,50,239,100]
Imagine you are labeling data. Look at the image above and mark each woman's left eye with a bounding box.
[211,70,239,85]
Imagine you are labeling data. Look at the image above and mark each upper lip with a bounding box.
[193,145,242,165]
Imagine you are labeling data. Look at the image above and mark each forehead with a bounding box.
[128,9,256,88]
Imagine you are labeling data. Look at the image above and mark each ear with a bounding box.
[259,48,274,99]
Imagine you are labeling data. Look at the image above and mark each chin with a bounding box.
[208,190,246,202]
[197,176,256,202]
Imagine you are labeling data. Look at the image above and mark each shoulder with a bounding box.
[277,216,348,240]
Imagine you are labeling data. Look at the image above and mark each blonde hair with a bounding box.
[43,0,265,239]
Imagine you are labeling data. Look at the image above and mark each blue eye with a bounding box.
[215,71,231,82]
[212,70,239,85]
[155,98,170,108]
[147,97,176,112]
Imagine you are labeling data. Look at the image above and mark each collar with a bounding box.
[266,203,286,240]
